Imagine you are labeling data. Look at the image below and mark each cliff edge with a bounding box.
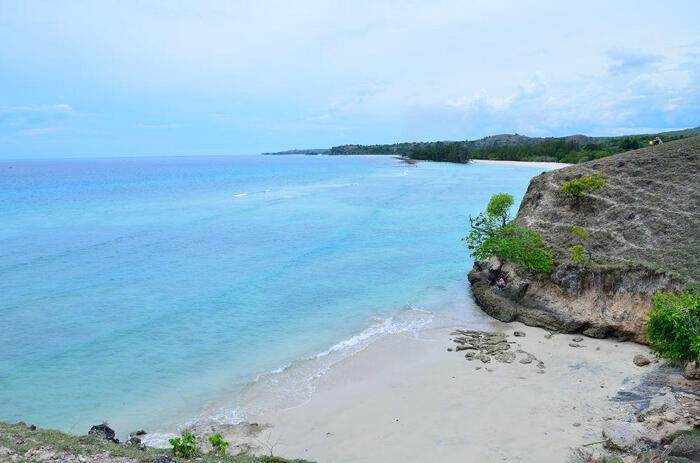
[469,136,700,342]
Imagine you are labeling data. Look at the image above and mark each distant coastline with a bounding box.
[263,126,700,164]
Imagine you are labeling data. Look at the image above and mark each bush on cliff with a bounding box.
[170,432,198,458]
[647,291,700,363]
[465,193,553,274]
[559,170,608,199]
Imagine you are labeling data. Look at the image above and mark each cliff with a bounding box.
[468,136,700,342]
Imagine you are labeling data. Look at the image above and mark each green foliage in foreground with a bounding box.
[170,432,198,459]
[0,421,312,462]
[647,291,700,363]
[465,193,553,274]
[560,170,608,199]
[209,433,230,456]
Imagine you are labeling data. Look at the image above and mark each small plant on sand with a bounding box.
[646,291,699,363]
[169,432,198,459]
[465,193,553,274]
[560,170,608,200]
[208,433,229,456]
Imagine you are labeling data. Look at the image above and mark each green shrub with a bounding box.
[207,433,229,456]
[568,244,584,262]
[169,432,198,459]
[647,291,700,363]
[569,226,592,264]
[465,193,553,275]
[560,170,608,198]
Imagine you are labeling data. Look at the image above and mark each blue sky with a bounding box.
[1,0,699,159]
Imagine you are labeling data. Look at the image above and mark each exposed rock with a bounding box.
[513,331,526,337]
[468,138,699,342]
[572,336,583,342]
[151,456,175,463]
[450,329,543,368]
[685,361,700,380]
[633,354,650,366]
[602,420,646,452]
[642,393,678,416]
[88,424,118,443]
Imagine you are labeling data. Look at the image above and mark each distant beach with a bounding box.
[471,159,572,169]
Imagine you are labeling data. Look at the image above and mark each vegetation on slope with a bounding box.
[464,193,553,274]
[0,422,311,463]
[327,127,700,164]
[647,291,700,363]
[514,136,700,283]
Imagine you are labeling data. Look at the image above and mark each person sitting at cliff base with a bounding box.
[496,277,506,290]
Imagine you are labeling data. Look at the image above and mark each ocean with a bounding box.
[0,154,549,439]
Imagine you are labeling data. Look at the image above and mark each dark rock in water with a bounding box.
[513,331,526,337]
[88,423,119,443]
[633,354,650,366]
[151,456,175,463]
[130,430,147,437]
[569,342,583,348]
[127,434,147,451]
[572,336,583,342]
[29,424,36,431]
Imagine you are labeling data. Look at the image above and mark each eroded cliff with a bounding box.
[469,136,700,342]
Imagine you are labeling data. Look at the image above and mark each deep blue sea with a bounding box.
[0,155,548,439]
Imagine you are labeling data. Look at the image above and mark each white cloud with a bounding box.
[133,123,182,129]
[19,127,66,136]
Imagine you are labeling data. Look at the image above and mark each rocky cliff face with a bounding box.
[469,137,700,342]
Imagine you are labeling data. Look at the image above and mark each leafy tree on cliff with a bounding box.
[464,193,553,274]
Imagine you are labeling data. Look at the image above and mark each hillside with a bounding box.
[325,127,700,163]
[468,136,700,342]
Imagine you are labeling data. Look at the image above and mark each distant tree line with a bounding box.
[328,131,694,164]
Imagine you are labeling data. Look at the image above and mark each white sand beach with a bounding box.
[230,319,654,463]
[472,159,573,169]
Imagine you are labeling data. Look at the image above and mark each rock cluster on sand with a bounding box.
[449,329,545,372]
[571,383,700,462]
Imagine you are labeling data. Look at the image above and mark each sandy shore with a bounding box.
[228,319,655,462]
[471,159,572,169]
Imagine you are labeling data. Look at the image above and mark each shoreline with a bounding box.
[207,315,689,462]
[471,159,573,169]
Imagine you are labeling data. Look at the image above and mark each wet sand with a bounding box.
[240,320,653,462]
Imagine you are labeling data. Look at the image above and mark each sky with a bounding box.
[1,0,699,159]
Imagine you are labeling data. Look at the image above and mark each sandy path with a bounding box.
[245,321,653,463]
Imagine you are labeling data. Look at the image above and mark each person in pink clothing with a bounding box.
[496,277,506,290]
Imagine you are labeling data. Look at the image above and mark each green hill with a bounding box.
[326,127,700,164]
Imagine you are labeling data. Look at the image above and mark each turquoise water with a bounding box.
[0,155,546,437]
